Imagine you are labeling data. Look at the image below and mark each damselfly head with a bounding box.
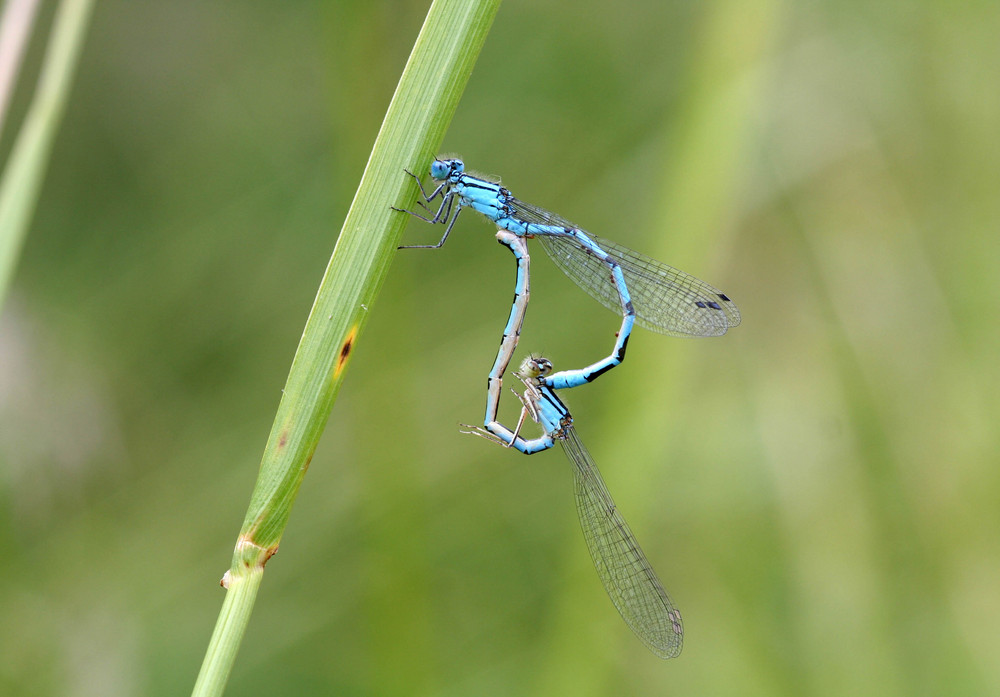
[430,158,464,180]
[519,355,553,378]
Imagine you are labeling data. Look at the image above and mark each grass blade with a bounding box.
[191,1,502,694]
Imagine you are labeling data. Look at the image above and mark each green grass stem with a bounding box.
[0,0,43,133]
[0,0,94,313]
[190,1,501,694]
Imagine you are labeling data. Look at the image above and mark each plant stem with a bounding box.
[191,1,501,694]
[0,0,94,313]
[0,0,43,134]
[190,569,264,697]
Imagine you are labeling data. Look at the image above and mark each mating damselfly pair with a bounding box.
[395,157,740,659]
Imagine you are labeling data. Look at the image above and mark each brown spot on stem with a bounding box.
[220,539,280,587]
[334,326,358,378]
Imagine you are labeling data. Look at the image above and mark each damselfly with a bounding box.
[396,157,740,387]
[464,355,684,659]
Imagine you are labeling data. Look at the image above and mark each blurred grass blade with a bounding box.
[191,0,501,694]
[0,0,43,134]
[0,0,94,313]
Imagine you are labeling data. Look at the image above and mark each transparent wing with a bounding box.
[561,426,683,659]
[506,195,583,230]
[509,197,740,337]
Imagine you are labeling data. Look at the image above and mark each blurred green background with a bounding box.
[1,0,998,695]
